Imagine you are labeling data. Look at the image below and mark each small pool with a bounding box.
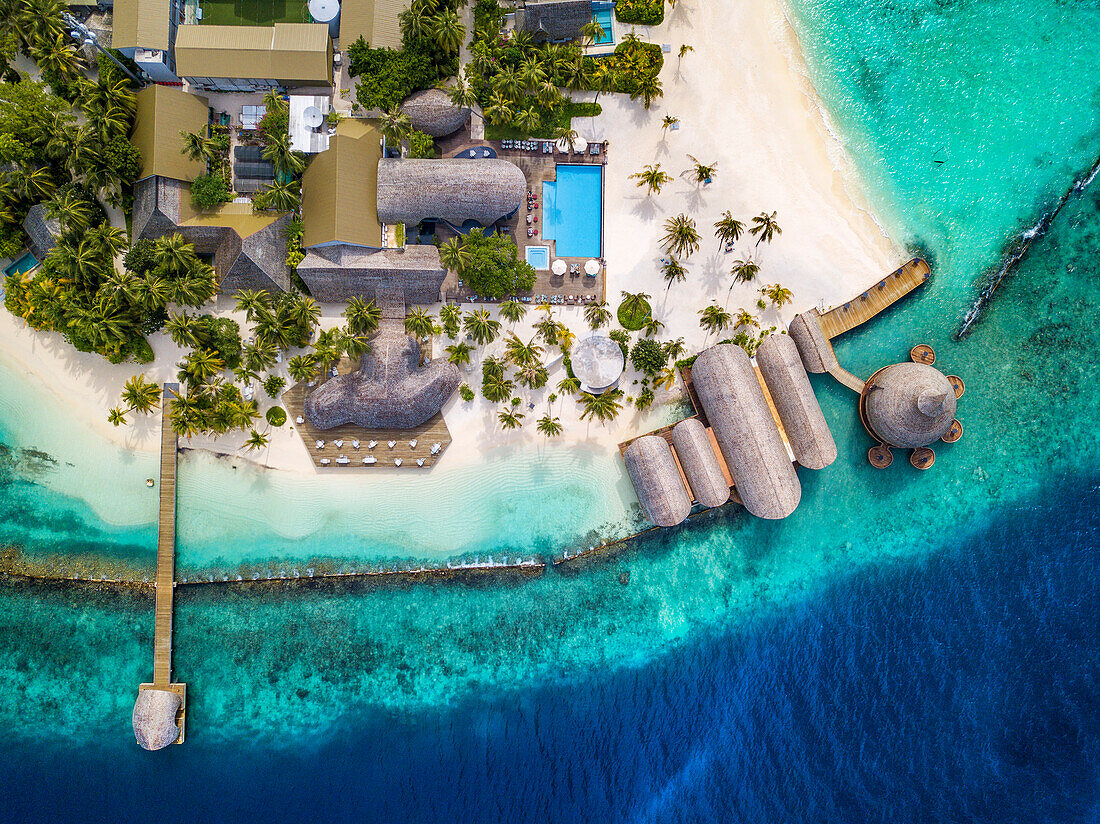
[542,165,603,259]
[592,4,614,45]
[526,245,550,270]
[3,251,38,278]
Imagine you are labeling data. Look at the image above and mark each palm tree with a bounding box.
[121,375,162,414]
[733,308,760,331]
[179,130,216,165]
[445,341,473,367]
[482,373,514,403]
[498,408,525,430]
[630,164,673,196]
[698,303,732,340]
[430,8,465,54]
[537,415,563,437]
[463,309,501,346]
[514,107,541,136]
[579,389,624,423]
[244,340,279,373]
[261,131,305,177]
[153,234,194,274]
[591,61,616,105]
[643,316,664,338]
[343,296,381,337]
[654,367,678,391]
[750,211,782,245]
[254,178,301,213]
[584,300,612,330]
[378,107,414,149]
[289,294,322,334]
[661,257,687,292]
[181,348,225,385]
[553,126,579,153]
[714,211,745,247]
[404,307,436,341]
[661,115,680,130]
[244,429,270,452]
[439,302,463,338]
[619,290,651,326]
[46,190,93,234]
[728,258,760,300]
[499,298,527,326]
[107,407,128,427]
[678,44,694,59]
[287,354,319,383]
[165,312,201,348]
[558,375,581,396]
[235,288,271,321]
[579,18,606,45]
[483,92,515,128]
[504,333,543,367]
[661,214,701,258]
[447,72,480,118]
[663,337,687,361]
[685,155,717,184]
[439,236,468,274]
[631,73,663,109]
[763,283,794,308]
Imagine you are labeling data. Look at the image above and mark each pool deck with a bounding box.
[438,132,608,308]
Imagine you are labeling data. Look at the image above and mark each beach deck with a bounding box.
[816,258,930,339]
[138,383,186,745]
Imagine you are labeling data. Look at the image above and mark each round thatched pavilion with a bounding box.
[132,688,182,750]
[860,362,957,448]
[572,335,625,394]
[623,435,692,527]
[400,88,471,138]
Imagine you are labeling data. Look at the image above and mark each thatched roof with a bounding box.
[400,88,471,138]
[518,0,593,42]
[571,335,624,393]
[756,333,837,471]
[376,159,526,228]
[863,362,957,448]
[692,344,800,520]
[624,435,691,527]
[297,244,446,303]
[132,176,291,294]
[21,204,61,260]
[787,312,836,374]
[303,326,460,429]
[132,689,181,750]
[670,418,729,509]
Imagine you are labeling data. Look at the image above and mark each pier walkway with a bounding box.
[138,383,186,744]
[816,258,930,340]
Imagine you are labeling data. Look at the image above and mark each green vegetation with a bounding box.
[615,0,665,25]
[484,102,602,141]
[266,406,287,427]
[407,129,436,158]
[459,383,475,402]
[616,291,652,331]
[194,0,309,26]
[190,173,232,210]
[629,336,667,376]
[348,0,462,112]
[446,228,536,299]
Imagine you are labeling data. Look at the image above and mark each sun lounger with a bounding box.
[409,439,417,447]
[319,458,331,466]
[416,458,425,466]
[352,440,360,449]
[336,456,350,465]
[368,440,377,448]
[334,439,343,447]
[394,458,402,466]
[363,456,377,465]
[388,440,396,448]
[296,416,304,424]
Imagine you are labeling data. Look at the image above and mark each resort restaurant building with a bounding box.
[174,23,333,92]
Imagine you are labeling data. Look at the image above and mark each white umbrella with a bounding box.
[552,259,567,275]
[303,106,325,128]
[556,136,588,154]
[584,259,600,275]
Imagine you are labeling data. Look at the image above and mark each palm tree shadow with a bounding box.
[699,250,727,295]
[630,195,661,221]
[679,184,707,214]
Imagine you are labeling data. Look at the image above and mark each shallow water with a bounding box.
[3,0,1100,819]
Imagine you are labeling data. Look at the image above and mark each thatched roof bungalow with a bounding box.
[517,0,593,43]
[756,333,837,471]
[129,85,210,183]
[787,311,836,374]
[297,244,446,303]
[376,159,526,228]
[304,326,460,429]
[692,344,800,520]
[400,88,471,138]
[132,688,181,750]
[132,176,292,293]
[624,435,692,527]
[301,119,385,250]
[670,418,729,509]
[862,362,957,448]
[21,204,61,260]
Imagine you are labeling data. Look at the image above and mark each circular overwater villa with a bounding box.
[571,335,625,394]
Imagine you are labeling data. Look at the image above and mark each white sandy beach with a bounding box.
[0,0,900,486]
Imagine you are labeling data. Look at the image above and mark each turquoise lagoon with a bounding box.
[2,0,1100,818]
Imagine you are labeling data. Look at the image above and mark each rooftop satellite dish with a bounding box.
[303,106,325,129]
[308,0,339,22]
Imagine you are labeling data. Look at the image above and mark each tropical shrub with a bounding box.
[407,129,435,158]
[266,406,287,427]
[617,296,652,331]
[459,383,475,402]
[459,228,536,299]
[190,173,232,210]
[630,337,667,376]
[349,40,436,111]
[615,0,664,25]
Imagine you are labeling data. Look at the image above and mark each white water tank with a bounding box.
[308,0,340,37]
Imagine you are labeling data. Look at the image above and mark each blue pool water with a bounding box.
[542,165,603,258]
[592,5,614,44]
[525,244,550,270]
[3,251,38,278]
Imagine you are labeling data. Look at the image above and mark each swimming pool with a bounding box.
[592,3,614,44]
[542,165,603,259]
[526,245,550,270]
[3,252,38,278]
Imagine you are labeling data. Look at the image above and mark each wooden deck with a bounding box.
[283,357,453,470]
[817,258,930,340]
[139,383,186,745]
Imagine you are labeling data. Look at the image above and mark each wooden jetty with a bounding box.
[137,383,186,745]
[816,257,930,340]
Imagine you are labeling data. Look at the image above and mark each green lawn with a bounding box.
[198,0,310,26]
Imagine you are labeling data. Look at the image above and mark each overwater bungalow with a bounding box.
[670,419,730,510]
[861,362,958,448]
[623,435,692,528]
[132,688,182,751]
